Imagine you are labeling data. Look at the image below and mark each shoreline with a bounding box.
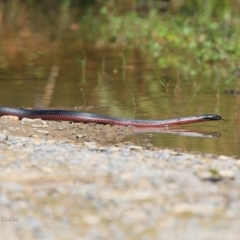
[1,117,240,239]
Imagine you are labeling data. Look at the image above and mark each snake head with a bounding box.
[204,114,226,121]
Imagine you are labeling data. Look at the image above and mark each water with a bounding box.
[0,42,239,157]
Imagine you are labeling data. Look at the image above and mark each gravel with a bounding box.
[1,120,240,239]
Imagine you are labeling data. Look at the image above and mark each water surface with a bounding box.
[0,42,239,157]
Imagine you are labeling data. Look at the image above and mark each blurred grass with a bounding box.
[0,0,240,79]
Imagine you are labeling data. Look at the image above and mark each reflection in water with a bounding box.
[132,128,221,138]
[42,66,59,107]
[0,42,239,157]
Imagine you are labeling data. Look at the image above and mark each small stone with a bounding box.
[36,130,49,135]
[1,130,8,135]
[30,135,39,138]
[8,127,19,131]
[235,160,240,168]
[219,170,234,179]
[83,142,98,150]
[88,145,98,150]
[0,194,10,205]
[108,146,120,152]
[99,147,107,152]
[83,142,96,146]
[76,134,86,139]
[21,118,45,123]
[83,215,100,225]
[197,171,221,181]
[191,158,202,164]
[127,145,143,151]
[21,117,35,122]
[0,133,7,141]
[32,124,48,128]
[219,155,230,161]
[169,151,180,156]
[1,115,19,121]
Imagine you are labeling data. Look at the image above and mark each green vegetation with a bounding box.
[0,0,240,79]
[83,0,240,78]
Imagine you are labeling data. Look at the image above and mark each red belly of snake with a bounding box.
[0,106,222,128]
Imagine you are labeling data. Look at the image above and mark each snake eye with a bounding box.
[209,115,227,122]
[214,115,222,120]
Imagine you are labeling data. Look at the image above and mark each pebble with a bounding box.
[21,118,35,122]
[235,160,240,168]
[1,133,240,240]
[108,146,120,152]
[0,133,7,141]
[30,135,39,138]
[198,171,221,181]
[83,141,99,150]
[219,170,234,179]
[32,124,48,128]
[126,145,143,151]
[76,134,86,139]
[1,115,19,121]
[35,130,49,135]
[0,194,10,205]
[21,118,47,124]
[219,155,231,160]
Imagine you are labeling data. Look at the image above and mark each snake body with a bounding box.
[0,106,222,128]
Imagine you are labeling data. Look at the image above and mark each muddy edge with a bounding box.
[1,116,239,240]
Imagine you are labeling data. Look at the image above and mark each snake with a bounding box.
[0,106,222,128]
